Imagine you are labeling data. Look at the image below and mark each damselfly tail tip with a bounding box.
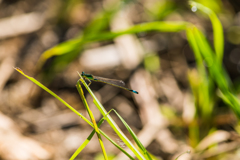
[131,90,139,94]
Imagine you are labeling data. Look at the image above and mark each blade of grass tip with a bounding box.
[109,109,152,160]
[37,38,82,68]
[14,68,102,130]
[77,72,146,160]
[76,81,108,160]
[189,1,224,63]
[15,67,83,118]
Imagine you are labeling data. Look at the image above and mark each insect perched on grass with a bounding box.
[81,72,138,94]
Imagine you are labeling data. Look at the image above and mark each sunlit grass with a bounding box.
[15,0,240,159]
[38,1,240,120]
[15,68,152,160]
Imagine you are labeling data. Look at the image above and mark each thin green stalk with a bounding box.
[108,109,152,160]
[15,68,84,120]
[69,118,105,160]
[186,26,205,75]
[76,81,108,160]
[15,68,134,159]
[78,73,146,160]
[71,111,135,160]
[189,1,224,63]
[38,21,189,67]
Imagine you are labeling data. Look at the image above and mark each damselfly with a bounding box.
[81,72,138,94]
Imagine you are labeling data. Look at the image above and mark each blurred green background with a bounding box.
[1,0,240,159]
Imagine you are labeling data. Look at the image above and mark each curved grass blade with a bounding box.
[186,25,206,77]
[15,67,84,119]
[186,26,214,118]
[15,67,135,159]
[192,28,240,118]
[76,81,108,160]
[37,21,188,68]
[78,73,147,160]
[70,112,135,160]
[69,119,103,160]
[189,1,224,63]
[108,109,152,160]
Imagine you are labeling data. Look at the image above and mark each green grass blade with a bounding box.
[192,27,226,89]
[37,21,188,68]
[187,26,214,119]
[78,73,146,160]
[186,26,205,74]
[15,68,135,159]
[15,67,84,119]
[192,28,240,118]
[189,1,224,63]
[109,109,152,160]
[69,126,97,160]
[70,136,91,160]
[37,39,82,69]
[76,81,108,160]
[15,67,112,128]
[70,112,135,160]
[37,0,126,69]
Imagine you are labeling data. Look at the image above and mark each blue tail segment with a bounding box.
[130,90,139,94]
